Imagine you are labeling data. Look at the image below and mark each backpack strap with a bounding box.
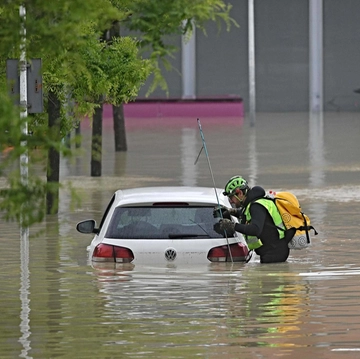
[300,212,318,243]
[267,207,318,244]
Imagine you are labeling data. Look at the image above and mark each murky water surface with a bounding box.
[1,112,360,358]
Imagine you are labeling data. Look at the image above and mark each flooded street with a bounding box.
[1,112,360,358]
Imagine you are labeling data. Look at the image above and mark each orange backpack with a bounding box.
[267,191,318,249]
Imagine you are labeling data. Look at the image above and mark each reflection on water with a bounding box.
[248,128,258,185]
[1,112,360,358]
[309,111,326,187]
[181,127,198,186]
[19,235,31,359]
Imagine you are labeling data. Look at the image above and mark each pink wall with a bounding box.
[103,99,244,119]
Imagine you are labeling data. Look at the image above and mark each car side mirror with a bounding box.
[76,219,99,234]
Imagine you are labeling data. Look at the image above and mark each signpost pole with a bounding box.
[19,5,29,240]
[18,6,32,358]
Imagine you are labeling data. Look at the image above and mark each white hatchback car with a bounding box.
[76,186,250,265]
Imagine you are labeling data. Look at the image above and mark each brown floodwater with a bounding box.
[1,112,360,359]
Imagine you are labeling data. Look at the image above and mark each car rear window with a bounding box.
[105,206,225,239]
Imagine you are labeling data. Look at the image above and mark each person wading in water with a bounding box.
[213,175,291,263]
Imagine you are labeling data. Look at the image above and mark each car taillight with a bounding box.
[92,244,134,263]
[208,243,249,262]
[113,246,134,263]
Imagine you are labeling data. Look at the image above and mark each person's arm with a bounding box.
[234,203,266,236]
[213,206,241,219]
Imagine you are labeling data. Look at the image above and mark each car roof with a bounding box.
[113,186,228,206]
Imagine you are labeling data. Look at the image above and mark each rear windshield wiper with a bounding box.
[168,233,211,239]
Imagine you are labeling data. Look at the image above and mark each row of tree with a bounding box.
[0,0,235,227]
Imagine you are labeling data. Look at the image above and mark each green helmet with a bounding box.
[223,176,249,196]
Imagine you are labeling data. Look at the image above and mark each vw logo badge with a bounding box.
[165,248,177,261]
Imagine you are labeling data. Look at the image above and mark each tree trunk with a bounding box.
[106,22,128,153]
[75,124,81,149]
[91,104,103,176]
[113,103,127,151]
[46,90,61,214]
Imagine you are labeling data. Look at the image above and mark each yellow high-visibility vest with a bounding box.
[243,198,285,250]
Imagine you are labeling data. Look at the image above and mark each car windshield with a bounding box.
[105,206,225,239]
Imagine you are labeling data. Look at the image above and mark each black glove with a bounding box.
[213,219,236,237]
[213,205,237,219]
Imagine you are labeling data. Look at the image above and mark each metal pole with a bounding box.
[181,23,196,99]
[19,6,31,358]
[309,0,323,112]
[19,5,29,239]
[248,0,256,126]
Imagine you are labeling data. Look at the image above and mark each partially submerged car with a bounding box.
[76,186,250,265]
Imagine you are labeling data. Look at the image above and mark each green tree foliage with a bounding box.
[0,0,235,227]
[0,1,151,226]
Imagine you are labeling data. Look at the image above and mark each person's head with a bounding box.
[223,175,250,207]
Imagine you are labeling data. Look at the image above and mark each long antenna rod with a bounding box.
[197,119,220,203]
[197,119,233,263]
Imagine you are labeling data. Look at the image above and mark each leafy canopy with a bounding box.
[0,0,236,226]
[0,0,151,226]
